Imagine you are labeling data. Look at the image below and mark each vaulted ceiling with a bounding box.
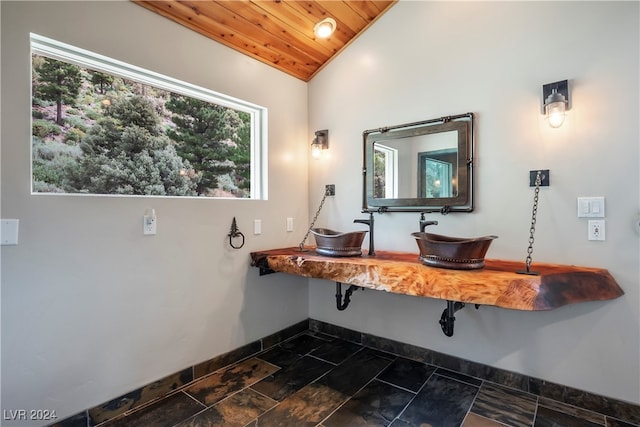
[134,1,397,81]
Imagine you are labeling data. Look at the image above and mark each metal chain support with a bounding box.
[298,190,329,251]
[523,171,542,273]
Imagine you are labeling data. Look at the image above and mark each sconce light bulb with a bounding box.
[311,130,328,160]
[545,88,567,128]
[546,102,566,128]
[311,144,322,159]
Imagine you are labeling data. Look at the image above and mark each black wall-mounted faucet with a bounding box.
[354,212,375,256]
[419,212,438,232]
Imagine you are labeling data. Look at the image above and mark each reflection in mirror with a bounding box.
[363,113,473,213]
[419,147,458,198]
[373,144,398,198]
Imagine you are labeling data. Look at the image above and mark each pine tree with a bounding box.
[71,95,198,196]
[89,70,114,95]
[229,112,251,192]
[166,95,248,195]
[33,57,82,125]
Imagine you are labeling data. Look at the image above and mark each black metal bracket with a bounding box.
[335,282,362,311]
[251,256,275,276]
[258,266,275,276]
[439,300,466,337]
[529,169,550,187]
[227,217,245,249]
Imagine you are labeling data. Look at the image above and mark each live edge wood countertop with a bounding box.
[250,247,624,311]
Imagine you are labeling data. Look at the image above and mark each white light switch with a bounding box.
[577,197,605,218]
[254,219,262,235]
[286,217,294,232]
[578,199,590,215]
[1,219,19,245]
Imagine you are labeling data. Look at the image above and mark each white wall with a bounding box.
[2,1,638,420]
[1,1,309,423]
[309,1,639,404]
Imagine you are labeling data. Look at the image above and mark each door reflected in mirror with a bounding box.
[419,147,458,198]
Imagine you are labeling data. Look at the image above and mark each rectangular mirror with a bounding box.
[363,113,474,213]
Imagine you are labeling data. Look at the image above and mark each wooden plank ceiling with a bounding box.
[134,1,397,81]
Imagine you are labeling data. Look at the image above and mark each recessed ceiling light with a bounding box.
[314,17,336,39]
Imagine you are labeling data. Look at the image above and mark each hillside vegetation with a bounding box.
[31,54,251,197]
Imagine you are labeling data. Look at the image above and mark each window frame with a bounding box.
[30,33,268,199]
[374,144,398,199]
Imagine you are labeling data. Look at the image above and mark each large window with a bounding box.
[30,33,267,199]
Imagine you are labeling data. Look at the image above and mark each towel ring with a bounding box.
[229,232,245,249]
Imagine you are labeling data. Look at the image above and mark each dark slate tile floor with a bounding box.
[99,333,639,427]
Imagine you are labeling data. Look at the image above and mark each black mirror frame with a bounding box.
[362,112,474,214]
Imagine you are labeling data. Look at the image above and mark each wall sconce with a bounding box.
[311,130,329,159]
[542,80,570,128]
[314,17,336,39]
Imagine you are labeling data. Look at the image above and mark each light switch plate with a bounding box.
[577,197,605,218]
[1,219,19,245]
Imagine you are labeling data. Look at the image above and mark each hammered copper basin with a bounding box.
[411,232,498,270]
[311,228,368,257]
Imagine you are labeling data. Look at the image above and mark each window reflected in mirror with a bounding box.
[373,144,398,199]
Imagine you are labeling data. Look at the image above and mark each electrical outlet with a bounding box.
[286,217,294,232]
[325,184,335,196]
[588,220,605,241]
[143,213,157,235]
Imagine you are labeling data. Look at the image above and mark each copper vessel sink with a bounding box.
[411,232,498,270]
[311,228,368,257]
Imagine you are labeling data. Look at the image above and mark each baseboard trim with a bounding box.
[309,318,640,425]
[52,318,639,426]
[51,319,309,427]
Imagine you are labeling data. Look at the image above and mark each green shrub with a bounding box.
[64,128,85,145]
[85,109,100,120]
[80,94,95,105]
[33,138,82,161]
[32,98,53,108]
[63,116,88,132]
[31,140,82,192]
[32,119,61,138]
[32,180,64,193]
